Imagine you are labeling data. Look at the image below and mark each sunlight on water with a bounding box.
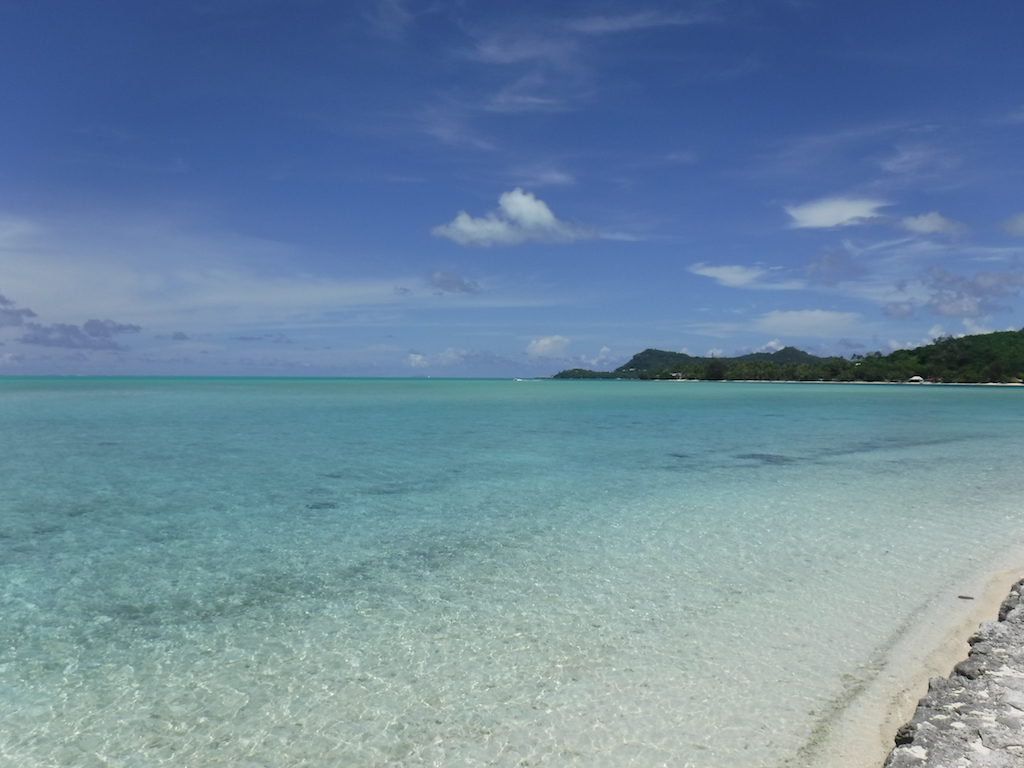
[1,378,1022,767]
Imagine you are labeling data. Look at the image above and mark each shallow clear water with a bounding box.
[1,378,1022,768]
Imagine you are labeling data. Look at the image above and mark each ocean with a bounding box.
[1,377,1022,768]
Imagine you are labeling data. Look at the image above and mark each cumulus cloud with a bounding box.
[785,197,889,228]
[689,263,806,290]
[432,189,596,247]
[1002,213,1024,236]
[430,270,481,294]
[526,335,570,358]
[901,211,966,235]
[752,310,862,337]
[20,319,141,350]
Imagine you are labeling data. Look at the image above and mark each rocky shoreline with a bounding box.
[883,578,1024,767]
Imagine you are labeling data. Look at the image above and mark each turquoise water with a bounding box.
[1,378,1022,768]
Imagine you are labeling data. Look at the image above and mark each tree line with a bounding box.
[553,328,1024,383]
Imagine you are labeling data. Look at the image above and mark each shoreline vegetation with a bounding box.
[553,328,1024,384]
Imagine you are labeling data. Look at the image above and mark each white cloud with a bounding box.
[901,211,966,235]
[432,189,596,247]
[752,310,862,337]
[785,197,889,228]
[688,263,806,290]
[706,347,724,357]
[526,335,570,357]
[1002,213,1024,236]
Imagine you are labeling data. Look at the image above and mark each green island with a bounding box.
[554,328,1024,383]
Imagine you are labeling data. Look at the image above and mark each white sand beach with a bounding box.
[814,552,1024,768]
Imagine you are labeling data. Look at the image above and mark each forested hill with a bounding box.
[553,329,1024,383]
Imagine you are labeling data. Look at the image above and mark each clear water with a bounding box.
[1,378,1022,768]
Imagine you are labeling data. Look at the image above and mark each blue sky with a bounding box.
[2,1,1024,376]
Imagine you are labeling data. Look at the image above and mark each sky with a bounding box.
[2,0,1024,377]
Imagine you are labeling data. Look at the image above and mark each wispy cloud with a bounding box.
[419,104,495,149]
[472,36,578,65]
[432,189,597,247]
[804,251,868,286]
[567,10,714,35]
[484,72,572,113]
[430,270,481,294]
[785,197,889,228]
[901,211,966,235]
[1002,213,1024,236]
[406,347,520,371]
[510,165,575,187]
[0,212,513,338]
[20,319,141,350]
[0,291,37,328]
[878,144,960,177]
[689,263,806,290]
[753,309,862,337]
[365,0,415,39]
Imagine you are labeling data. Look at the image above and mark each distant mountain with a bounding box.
[553,330,1024,383]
